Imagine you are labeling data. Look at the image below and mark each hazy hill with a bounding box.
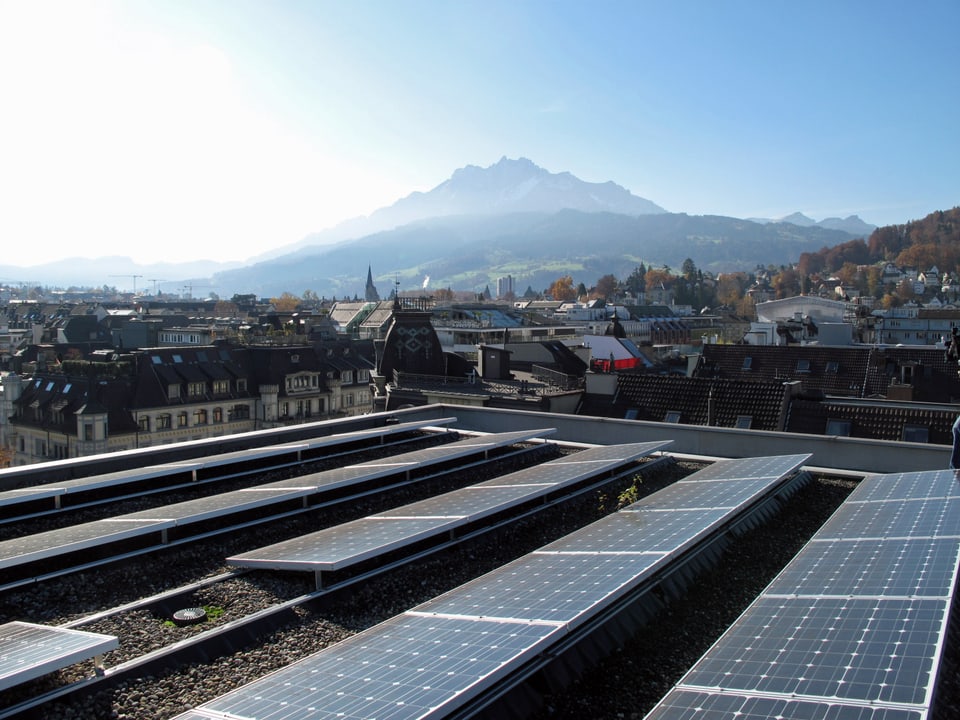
[747,212,876,236]
[212,210,859,299]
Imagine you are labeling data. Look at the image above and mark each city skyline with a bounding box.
[1,0,957,266]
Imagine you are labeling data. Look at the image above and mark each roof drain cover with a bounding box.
[172,607,207,626]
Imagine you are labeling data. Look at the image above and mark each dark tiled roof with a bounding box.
[696,344,960,401]
[615,374,789,431]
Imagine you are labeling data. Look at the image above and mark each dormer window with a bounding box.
[796,359,811,373]
[742,357,752,370]
[664,411,681,423]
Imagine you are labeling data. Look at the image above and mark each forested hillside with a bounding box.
[799,207,960,276]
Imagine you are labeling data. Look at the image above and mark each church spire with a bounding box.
[365,264,380,302]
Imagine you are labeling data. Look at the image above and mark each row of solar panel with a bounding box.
[0,418,456,515]
[172,453,811,720]
[644,467,960,719]
[0,427,554,574]
[227,441,673,579]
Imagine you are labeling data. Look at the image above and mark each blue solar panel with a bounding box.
[766,537,960,598]
[542,508,731,554]
[413,552,665,628]
[680,596,945,706]
[0,621,118,691]
[644,688,924,720]
[818,496,960,539]
[193,614,563,720]
[646,467,959,720]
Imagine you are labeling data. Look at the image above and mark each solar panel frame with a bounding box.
[0,621,119,691]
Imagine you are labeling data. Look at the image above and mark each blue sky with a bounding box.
[1,0,957,265]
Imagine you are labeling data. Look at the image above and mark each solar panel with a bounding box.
[0,621,118,691]
[547,441,671,464]
[115,488,312,524]
[679,454,808,483]
[412,552,665,628]
[818,496,960,539]
[540,508,733,554]
[766,537,960,598]
[646,467,959,719]
[623,478,778,510]
[644,689,924,720]
[850,469,960,503]
[0,518,173,569]
[191,614,564,720]
[229,517,454,571]
[680,596,945,706]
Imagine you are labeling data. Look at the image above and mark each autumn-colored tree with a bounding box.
[433,287,455,302]
[644,267,673,291]
[716,272,749,306]
[896,278,916,303]
[595,274,618,300]
[771,268,801,299]
[548,275,577,302]
[270,292,301,312]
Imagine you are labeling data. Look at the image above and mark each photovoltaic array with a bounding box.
[644,468,960,720]
[174,453,809,720]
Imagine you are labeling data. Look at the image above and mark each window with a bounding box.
[346,393,354,406]
[236,378,247,392]
[172,354,183,363]
[84,423,94,441]
[796,359,811,373]
[178,411,188,427]
[168,384,181,401]
[825,418,851,436]
[357,369,369,382]
[138,415,150,433]
[735,415,753,429]
[280,401,289,417]
[664,411,681,423]
[231,404,250,420]
[825,361,839,373]
[213,407,223,423]
[157,414,172,429]
[624,409,639,420]
[213,379,229,394]
[194,409,208,425]
[188,381,206,398]
[741,356,752,370]
[902,425,929,443]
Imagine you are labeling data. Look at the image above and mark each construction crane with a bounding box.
[147,279,167,295]
[109,274,143,293]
